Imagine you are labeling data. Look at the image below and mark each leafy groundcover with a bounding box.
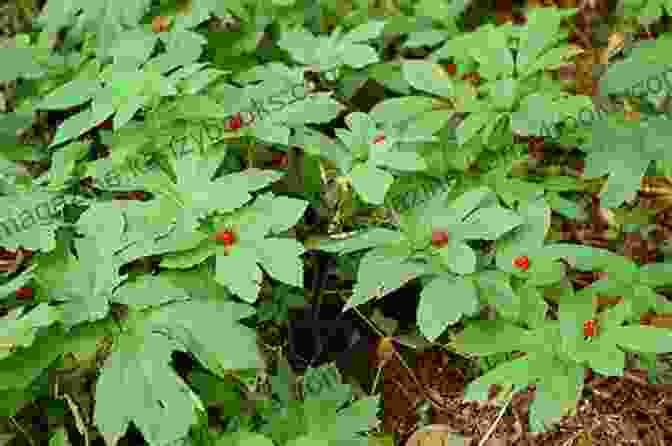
[0,0,672,445]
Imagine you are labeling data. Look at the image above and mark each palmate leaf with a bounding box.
[287,395,380,446]
[0,304,62,360]
[582,115,672,208]
[150,184,306,302]
[350,162,394,205]
[60,238,127,328]
[516,7,574,77]
[94,297,261,446]
[347,249,428,311]
[527,359,584,433]
[418,275,479,341]
[278,24,382,71]
[599,38,672,94]
[0,190,67,252]
[38,0,152,60]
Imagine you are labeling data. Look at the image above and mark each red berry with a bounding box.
[215,230,236,246]
[446,63,457,76]
[583,319,596,337]
[431,229,449,248]
[373,134,386,144]
[226,113,243,130]
[16,287,33,300]
[513,14,527,25]
[513,255,530,270]
[271,152,288,167]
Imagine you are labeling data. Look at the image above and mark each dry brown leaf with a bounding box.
[604,32,626,63]
[405,425,470,446]
[640,176,672,211]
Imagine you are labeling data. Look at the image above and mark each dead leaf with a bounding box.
[640,176,672,212]
[405,425,470,446]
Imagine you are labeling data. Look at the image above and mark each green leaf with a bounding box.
[340,43,379,68]
[0,47,45,82]
[348,250,427,311]
[0,304,62,360]
[46,237,126,328]
[582,115,659,208]
[45,141,89,189]
[456,111,497,146]
[95,296,260,446]
[476,270,521,322]
[171,95,228,120]
[350,162,394,205]
[282,94,347,126]
[342,20,387,45]
[467,26,514,79]
[37,79,101,110]
[49,428,71,446]
[637,262,672,287]
[39,0,152,59]
[455,206,523,240]
[510,93,563,137]
[485,78,517,111]
[572,336,625,376]
[145,298,262,374]
[463,355,538,401]
[257,238,305,288]
[526,259,566,286]
[369,96,437,126]
[112,274,190,309]
[437,240,476,275]
[405,109,455,136]
[375,150,427,171]
[604,326,672,353]
[345,112,378,143]
[0,266,36,302]
[215,246,263,303]
[75,202,125,254]
[92,322,199,446]
[599,39,672,95]
[252,119,291,146]
[402,61,454,98]
[496,196,551,273]
[440,186,497,223]
[314,228,404,254]
[517,284,547,329]
[263,196,308,235]
[454,319,529,356]
[219,432,275,446]
[278,29,321,66]
[418,276,479,341]
[517,7,569,76]
[528,359,583,432]
[403,30,450,48]
[50,107,112,148]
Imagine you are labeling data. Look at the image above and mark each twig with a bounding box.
[9,416,35,446]
[477,394,512,446]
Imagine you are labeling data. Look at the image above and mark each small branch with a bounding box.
[477,394,512,446]
[10,416,35,446]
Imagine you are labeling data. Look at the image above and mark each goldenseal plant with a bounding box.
[316,186,524,340]
[1,1,672,445]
